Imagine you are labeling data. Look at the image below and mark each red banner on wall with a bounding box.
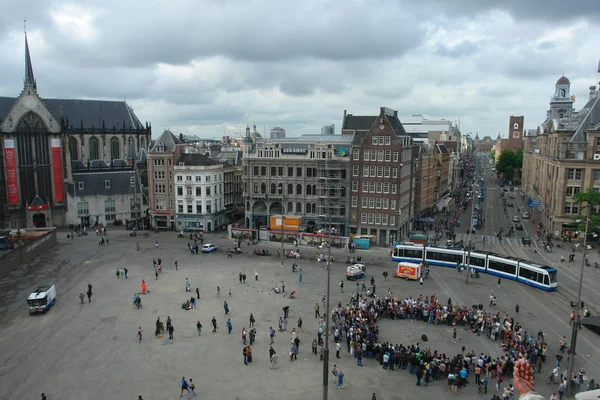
[4,139,19,205]
[51,138,64,203]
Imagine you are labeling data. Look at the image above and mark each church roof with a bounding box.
[25,33,36,92]
[149,129,182,153]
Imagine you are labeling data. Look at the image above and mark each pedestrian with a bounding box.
[255,269,259,281]
[243,346,248,366]
[290,343,298,360]
[180,377,190,397]
[497,277,501,288]
[239,272,243,284]
[155,240,158,248]
[185,278,190,292]
[155,269,158,280]
[243,272,247,283]
[283,305,290,318]
[315,303,320,318]
[227,319,232,334]
[116,268,120,279]
[168,323,174,340]
[419,277,423,286]
[123,267,128,279]
[515,304,520,316]
[270,350,278,369]
[249,313,255,327]
[212,317,218,333]
[224,301,229,315]
[196,321,202,336]
[336,369,345,389]
[137,326,143,342]
[336,341,341,358]
[175,261,179,271]
[188,379,196,398]
[372,394,377,400]
[229,288,232,296]
[216,286,220,297]
[41,394,47,400]
[269,326,276,344]
[339,280,344,293]
[195,287,199,299]
[297,317,303,332]
[79,292,84,304]
[312,338,318,355]
[452,325,457,343]
[86,286,92,303]
[299,269,303,284]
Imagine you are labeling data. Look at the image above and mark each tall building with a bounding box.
[242,132,351,235]
[269,127,286,139]
[146,130,185,230]
[522,76,600,238]
[321,124,335,135]
[342,107,416,246]
[0,34,150,228]
[508,116,524,152]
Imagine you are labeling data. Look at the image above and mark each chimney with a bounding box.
[590,85,598,101]
[380,107,386,115]
[343,110,347,119]
[393,110,398,118]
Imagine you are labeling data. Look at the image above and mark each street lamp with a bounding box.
[131,171,140,252]
[278,178,286,267]
[465,185,478,283]
[566,207,591,397]
[322,213,332,400]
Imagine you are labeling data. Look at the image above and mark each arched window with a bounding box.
[287,183,293,195]
[89,137,99,160]
[253,183,259,193]
[110,137,120,160]
[296,184,302,195]
[69,137,78,160]
[140,136,146,149]
[287,202,293,214]
[270,183,277,194]
[296,202,302,213]
[306,185,312,195]
[260,183,266,193]
[312,185,317,195]
[306,203,312,214]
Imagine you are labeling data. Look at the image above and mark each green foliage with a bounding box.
[495,149,523,181]
[489,149,495,160]
[570,189,600,234]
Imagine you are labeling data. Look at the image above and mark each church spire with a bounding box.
[24,22,37,92]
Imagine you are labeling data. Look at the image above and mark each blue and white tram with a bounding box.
[392,244,558,291]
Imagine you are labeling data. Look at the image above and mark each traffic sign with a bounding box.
[528,199,540,207]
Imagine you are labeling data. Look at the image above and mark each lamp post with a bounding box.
[279,179,286,267]
[566,206,591,397]
[322,213,332,400]
[131,171,140,252]
[465,185,477,284]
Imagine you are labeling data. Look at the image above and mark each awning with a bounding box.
[435,197,454,211]
[417,218,436,223]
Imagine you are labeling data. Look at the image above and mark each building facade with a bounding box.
[269,127,286,139]
[146,130,184,230]
[242,132,352,235]
[343,107,416,246]
[173,153,233,232]
[522,76,600,238]
[0,34,150,228]
[66,160,141,227]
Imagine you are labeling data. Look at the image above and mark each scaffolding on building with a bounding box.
[316,148,348,236]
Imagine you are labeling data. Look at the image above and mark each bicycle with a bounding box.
[545,372,554,385]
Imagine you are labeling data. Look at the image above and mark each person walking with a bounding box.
[79,292,85,304]
[283,305,290,319]
[515,304,520,317]
[155,269,159,280]
[497,277,501,288]
[269,327,276,344]
[137,326,143,343]
[86,283,93,303]
[419,277,424,286]
[123,267,128,279]
[339,280,344,293]
[336,341,341,358]
[299,269,303,284]
[270,350,278,369]
[168,323,174,340]
[180,377,190,397]
[196,321,202,336]
[188,378,196,398]
[227,319,232,334]
[195,287,200,299]
[243,346,248,366]
[212,317,218,333]
[297,317,303,332]
[249,313,255,327]
[315,303,320,318]
[224,301,229,315]
[255,269,259,281]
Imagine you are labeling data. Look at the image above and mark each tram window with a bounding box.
[405,249,423,259]
[468,257,485,268]
[519,267,533,280]
[393,248,399,257]
[537,273,544,283]
[549,271,557,284]
[544,275,549,285]
[489,260,516,275]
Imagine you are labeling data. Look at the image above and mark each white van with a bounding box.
[27,284,57,314]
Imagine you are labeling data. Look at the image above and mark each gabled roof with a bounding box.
[342,116,377,132]
[570,95,600,142]
[30,195,45,207]
[0,97,145,130]
[176,153,222,167]
[386,114,408,136]
[69,170,136,197]
[150,129,181,153]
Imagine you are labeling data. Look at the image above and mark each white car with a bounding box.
[201,244,218,253]
[522,212,530,219]
[512,216,520,222]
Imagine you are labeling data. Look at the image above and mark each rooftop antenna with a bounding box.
[24,19,26,34]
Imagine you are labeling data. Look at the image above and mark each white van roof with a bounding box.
[575,389,600,400]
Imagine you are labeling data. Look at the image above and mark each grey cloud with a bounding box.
[435,40,482,58]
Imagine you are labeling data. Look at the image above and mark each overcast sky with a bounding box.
[1,0,599,139]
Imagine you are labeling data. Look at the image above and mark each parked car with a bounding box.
[521,236,532,245]
[522,212,530,219]
[202,244,218,253]
[512,216,520,222]
[515,223,523,230]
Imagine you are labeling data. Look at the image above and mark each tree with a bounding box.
[569,189,600,236]
[489,149,495,161]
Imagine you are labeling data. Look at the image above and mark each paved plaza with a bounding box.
[0,227,599,400]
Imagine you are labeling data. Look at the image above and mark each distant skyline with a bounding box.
[1,0,599,138]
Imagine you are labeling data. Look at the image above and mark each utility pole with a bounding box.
[322,213,332,400]
[280,180,285,267]
[466,185,477,283]
[132,171,140,252]
[566,204,591,397]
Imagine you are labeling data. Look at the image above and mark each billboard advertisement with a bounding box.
[4,139,19,205]
[269,216,301,231]
[51,138,64,202]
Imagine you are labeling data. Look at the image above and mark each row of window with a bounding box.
[250,182,346,197]
[351,181,397,194]
[255,150,336,159]
[76,199,116,215]
[353,165,398,178]
[351,148,399,162]
[250,166,343,179]
[152,158,172,166]
[360,213,395,226]
[176,174,221,182]
[176,185,222,197]
[177,199,221,214]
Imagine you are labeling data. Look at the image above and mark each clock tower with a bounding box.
[508,116,524,152]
